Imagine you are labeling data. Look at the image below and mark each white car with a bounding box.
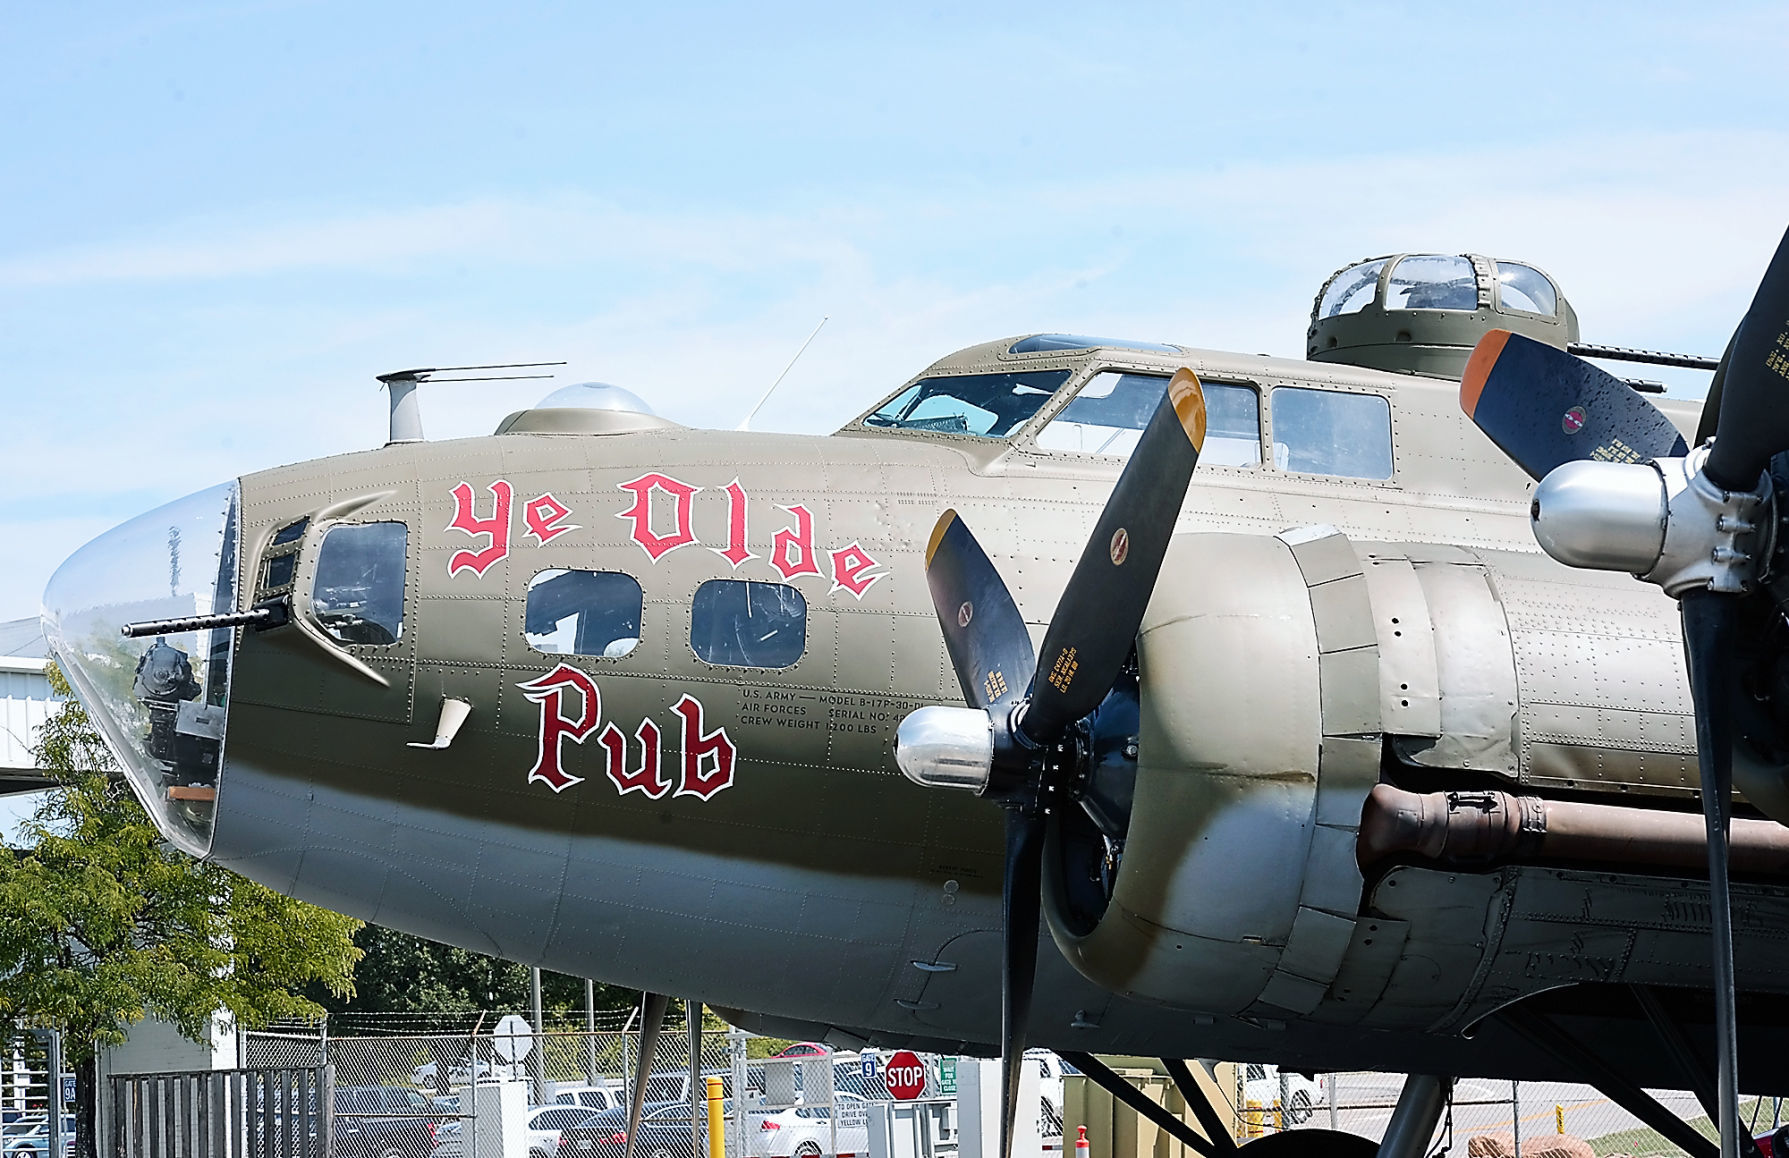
[412,1059,492,1089]
[1026,1050,1069,1135]
[751,1090,870,1158]
[526,1105,604,1158]
[431,1105,601,1158]
[554,1084,622,1113]
[1240,1064,1325,1125]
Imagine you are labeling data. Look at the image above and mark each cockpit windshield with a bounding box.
[863,370,1072,438]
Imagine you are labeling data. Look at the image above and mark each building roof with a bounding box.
[0,617,47,662]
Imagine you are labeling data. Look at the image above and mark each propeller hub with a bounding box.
[1530,459,1666,572]
[894,706,994,792]
[1531,445,1771,597]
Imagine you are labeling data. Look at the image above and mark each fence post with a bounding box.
[586,980,600,1087]
[1512,1082,1521,1158]
[1328,1074,1338,1133]
[318,1063,334,1158]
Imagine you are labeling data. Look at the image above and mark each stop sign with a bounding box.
[885,1050,926,1100]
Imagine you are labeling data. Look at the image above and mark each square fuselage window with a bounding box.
[525,569,643,658]
[690,579,807,668]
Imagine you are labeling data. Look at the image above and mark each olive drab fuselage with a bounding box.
[45,334,1789,1090]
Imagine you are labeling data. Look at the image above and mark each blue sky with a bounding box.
[4,1,1789,618]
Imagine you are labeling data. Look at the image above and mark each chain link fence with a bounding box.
[1230,1070,1788,1158]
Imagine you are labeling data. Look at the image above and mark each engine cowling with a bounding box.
[1045,526,1376,1016]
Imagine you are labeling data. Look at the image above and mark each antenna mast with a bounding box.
[376,362,566,444]
[739,318,828,431]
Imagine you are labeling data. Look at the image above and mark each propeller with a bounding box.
[896,367,1208,1158]
[624,991,670,1158]
[1463,225,1789,1158]
[1459,328,1687,481]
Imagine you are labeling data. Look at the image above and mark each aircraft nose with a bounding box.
[40,480,242,857]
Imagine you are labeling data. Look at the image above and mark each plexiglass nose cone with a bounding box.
[40,481,242,856]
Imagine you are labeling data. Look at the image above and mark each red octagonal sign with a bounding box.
[885,1050,926,1100]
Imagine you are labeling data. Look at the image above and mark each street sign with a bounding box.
[860,1052,878,1080]
[62,1075,75,1104]
[885,1050,925,1100]
[939,1057,957,1095]
[492,1013,534,1063]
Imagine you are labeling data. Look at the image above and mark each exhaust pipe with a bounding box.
[1358,783,1789,876]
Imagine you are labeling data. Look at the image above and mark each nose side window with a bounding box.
[524,569,643,658]
[690,579,807,668]
[312,522,410,645]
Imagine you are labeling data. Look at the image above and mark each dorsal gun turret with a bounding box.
[1308,254,1578,379]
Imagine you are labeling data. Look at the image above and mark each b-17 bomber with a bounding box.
[43,237,1789,1158]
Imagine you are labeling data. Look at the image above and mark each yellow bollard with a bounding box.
[1555,1105,1564,1135]
[707,1076,726,1158]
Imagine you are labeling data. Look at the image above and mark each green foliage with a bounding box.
[305,923,637,1021]
[0,665,363,1063]
[745,1037,798,1059]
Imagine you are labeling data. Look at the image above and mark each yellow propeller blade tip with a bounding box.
[1169,367,1207,450]
[925,510,959,567]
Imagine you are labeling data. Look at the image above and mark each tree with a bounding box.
[307,924,637,1023]
[0,666,363,1156]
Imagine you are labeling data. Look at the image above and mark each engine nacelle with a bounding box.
[1046,527,1378,1017]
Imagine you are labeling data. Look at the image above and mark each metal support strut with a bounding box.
[1500,1005,1719,1158]
[1163,1059,1242,1155]
[1059,1052,1222,1158]
[1377,1075,1451,1158]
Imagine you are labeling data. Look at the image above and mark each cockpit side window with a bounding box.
[1270,387,1394,480]
[690,580,807,668]
[863,370,1072,438]
[312,522,409,646]
[1036,372,1261,466]
[525,569,642,658]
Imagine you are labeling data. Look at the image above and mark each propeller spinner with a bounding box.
[894,367,1207,1158]
[1462,225,1789,1158]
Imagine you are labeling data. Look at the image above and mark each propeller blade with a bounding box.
[1704,225,1789,491]
[625,991,671,1158]
[1000,809,1045,1158]
[1023,368,1206,742]
[1460,329,1687,481]
[1695,332,1737,450]
[1680,590,1743,1158]
[925,510,1037,710]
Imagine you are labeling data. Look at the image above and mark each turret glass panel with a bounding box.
[1495,261,1559,316]
[1385,255,1477,311]
[1317,260,1387,319]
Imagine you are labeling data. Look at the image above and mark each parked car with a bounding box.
[752,1091,869,1158]
[1240,1065,1325,1125]
[771,1043,828,1059]
[433,1104,600,1158]
[554,1083,623,1113]
[1,1116,76,1158]
[557,1101,686,1158]
[413,1059,492,1089]
[334,1084,440,1158]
